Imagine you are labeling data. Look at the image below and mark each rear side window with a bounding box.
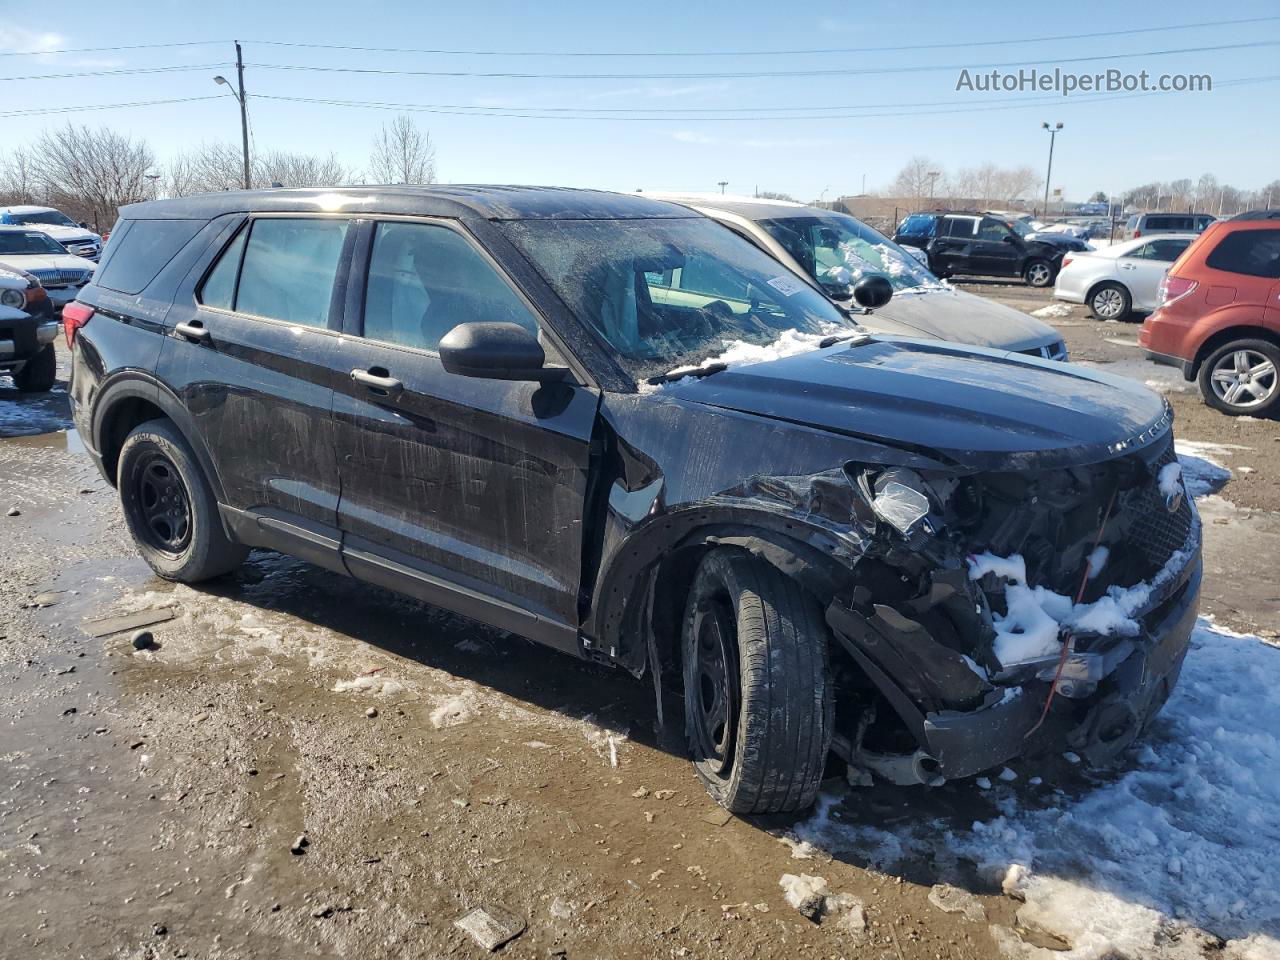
[362,221,537,351]
[200,218,349,327]
[94,219,204,294]
[1205,229,1280,279]
[1145,238,1191,262]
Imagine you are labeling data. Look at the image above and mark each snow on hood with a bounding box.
[0,252,96,272]
[22,223,99,243]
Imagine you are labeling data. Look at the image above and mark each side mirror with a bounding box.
[851,275,893,310]
[439,321,566,382]
[1002,234,1018,244]
[78,221,88,229]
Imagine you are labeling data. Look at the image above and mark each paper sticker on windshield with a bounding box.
[766,275,805,296]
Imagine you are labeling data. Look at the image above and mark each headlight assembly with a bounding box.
[0,288,26,309]
[852,466,946,541]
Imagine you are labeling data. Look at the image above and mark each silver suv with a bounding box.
[1124,212,1215,240]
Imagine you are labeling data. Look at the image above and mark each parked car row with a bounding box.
[0,205,104,260]
[62,185,1202,814]
[894,210,1067,287]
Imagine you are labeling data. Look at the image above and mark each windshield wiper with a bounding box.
[819,331,874,349]
[646,361,728,385]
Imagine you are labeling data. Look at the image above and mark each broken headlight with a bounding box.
[854,467,946,541]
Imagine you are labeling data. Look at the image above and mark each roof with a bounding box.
[0,205,57,214]
[0,224,55,232]
[1228,209,1280,221]
[646,192,857,223]
[121,185,698,222]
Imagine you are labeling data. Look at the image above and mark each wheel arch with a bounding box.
[1191,323,1280,377]
[587,507,857,677]
[92,376,226,502]
[1085,277,1130,308]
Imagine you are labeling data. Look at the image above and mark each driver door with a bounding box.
[329,219,601,652]
[973,218,1022,276]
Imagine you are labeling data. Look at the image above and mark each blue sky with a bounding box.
[1,0,1277,202]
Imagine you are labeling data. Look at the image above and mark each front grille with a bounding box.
[29,268,90,287]
[1126,443,1195,572]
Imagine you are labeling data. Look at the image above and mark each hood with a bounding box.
[0,252,95,273]
[664,337,1168,471]
[25,223,99,243]
[846,287,1061,353]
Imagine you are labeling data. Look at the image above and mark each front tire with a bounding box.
[1023,259,1055,287]
[13,344,55,392]
[681,548,833,814]
[1197,339,1280,417]
[1089,282,1132,321]
[117,419,248,581]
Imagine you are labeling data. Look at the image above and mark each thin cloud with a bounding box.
[585,81,733,102]
[670,130,719,144]
[0,26,66,53]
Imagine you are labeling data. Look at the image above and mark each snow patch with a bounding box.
[1031,303,1074,318]
[332,674,406,698]
[430,694,475,728]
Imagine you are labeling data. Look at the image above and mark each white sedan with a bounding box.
[1053,233,1197,321]
[0,225,95,311]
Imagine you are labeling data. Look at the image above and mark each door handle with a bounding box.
[351,367,404,396]
[175,321,210,343]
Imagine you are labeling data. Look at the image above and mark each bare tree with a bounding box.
[368,115,437,185]
[255,150,354,189]
[991,165,1038,204]
[31,123,155,229]
[0,147,39,204]
[891,156,942,203]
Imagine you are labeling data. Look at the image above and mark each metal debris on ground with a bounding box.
[83,608,176,639]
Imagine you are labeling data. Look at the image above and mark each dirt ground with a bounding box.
[0,297,1275,960]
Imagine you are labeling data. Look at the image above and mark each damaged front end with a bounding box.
[804,430,1202,784]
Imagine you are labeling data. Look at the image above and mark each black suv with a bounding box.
[895,211,1064,286]
[0,265,58,392]
[69,187,1201,813]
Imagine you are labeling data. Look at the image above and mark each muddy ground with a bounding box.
[0,296,1275,960]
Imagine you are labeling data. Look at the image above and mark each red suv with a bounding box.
[1140,211,1280,416]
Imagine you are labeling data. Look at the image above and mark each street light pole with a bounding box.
[1042,122,1063,217]
[717,180,728,194]
[213,42,251,190]
[926,170,939,203]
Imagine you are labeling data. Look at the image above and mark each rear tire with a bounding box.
[13,344,55,392]
[117,419,248,582]
[681,548,833,814]
[1089,282,1132,321]
[1023,259,1055,287]
[1197,339,1280,417]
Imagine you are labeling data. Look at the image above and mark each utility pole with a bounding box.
[927,171,939,203]
[214,44,252,190]
[1042,122,1063,217]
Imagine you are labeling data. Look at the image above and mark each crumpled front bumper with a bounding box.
[827,539,1202,782]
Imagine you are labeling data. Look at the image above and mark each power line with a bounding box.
[1,16,1274,58]
[0,95,223,118]
[251,75,1279,122]
[249,17,1280,57]
[0,63,228,82]
[244,40,1280,81]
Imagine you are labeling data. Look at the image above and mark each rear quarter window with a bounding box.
[94,219,205,295]
[1205,229,1280,279]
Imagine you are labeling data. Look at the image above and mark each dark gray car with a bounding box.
[652,195,1067,360]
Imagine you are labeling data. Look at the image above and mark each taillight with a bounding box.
[1062,256,1074,269]
[63,301,94,349]
[1133,229,1142,238]
[1158,275,1198,307]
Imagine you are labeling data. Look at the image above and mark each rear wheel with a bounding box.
[1023,259,1055,287]
[13,344,55,392]
[1197,339,1280,417]
[681,548,833,814]
[1089,282,1131,321]
[117,419,248,581]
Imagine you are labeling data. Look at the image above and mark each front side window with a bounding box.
[759,213,938,297]
[1145,238,1191,262]
[978,218,1011,242]
[232,218,349,326]
[501,216,854,382]
[1205,229,1280,279]
[362,221,538,352]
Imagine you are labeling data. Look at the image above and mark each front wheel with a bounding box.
[1089,282,1131,321]
[1024,259,1056,287]
[681,548,833,814]
[1197,339,1280,417]
[117,419,249,581]
[13,344,55,392]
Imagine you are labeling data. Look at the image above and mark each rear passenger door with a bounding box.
[158,215,356,570]
[329,218,600,652]
[1127,238,1191,311]
[930,217,977,274]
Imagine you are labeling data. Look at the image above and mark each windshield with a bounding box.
[501,216,855,382]
[759,213,939,297]
[8,210,77,228]
[0,231,68,255]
